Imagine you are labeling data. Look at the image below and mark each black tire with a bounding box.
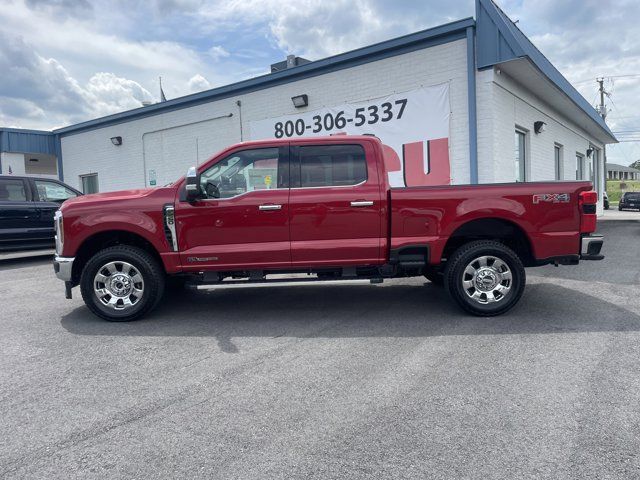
[424,267,444,286]
[618,206,623,211]
[80,245,165,321]
[444,240,525,316]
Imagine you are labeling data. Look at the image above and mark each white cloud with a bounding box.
[1,0,640,165]
[0,30,155,128]
[85,72,154,115]
[187,74,211,93]
[192,0,472,59]
[208,45,230,61]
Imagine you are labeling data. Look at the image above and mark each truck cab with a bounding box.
[53,136,603,321]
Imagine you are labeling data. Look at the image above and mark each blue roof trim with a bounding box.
[0,128,56,155]
[476,0,615,141]
[54,17,474,136]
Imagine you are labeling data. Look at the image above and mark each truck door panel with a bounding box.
[175,145,291,271]
[288,142,383,266]
[0,178,40,248]
[30,179,80,242]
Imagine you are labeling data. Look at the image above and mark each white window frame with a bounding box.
[80,173,99,194]
[576,153,585,180]
[515,128,528,182]
[554,143,563,180]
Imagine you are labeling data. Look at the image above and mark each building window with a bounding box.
[576,154,585,180]
[515,129,527,182]
[554,144,563,180]
[81,174,99,194]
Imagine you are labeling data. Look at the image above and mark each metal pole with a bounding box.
[598,78,607,201]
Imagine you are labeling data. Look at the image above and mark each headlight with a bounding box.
[54,210,64,254]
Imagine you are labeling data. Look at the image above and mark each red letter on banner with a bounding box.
[402,138,451,186]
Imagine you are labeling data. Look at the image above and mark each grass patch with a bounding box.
[606,180,640,203]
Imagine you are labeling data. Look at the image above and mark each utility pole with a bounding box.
[597,78,608,200]
[597,78,606,120]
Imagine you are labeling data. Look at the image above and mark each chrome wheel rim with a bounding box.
[462,255,512,304]
[93,261,144,311]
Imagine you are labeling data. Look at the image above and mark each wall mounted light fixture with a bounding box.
[291,94,309,108]
[534,121,547,134]
[586,147,594,158]
[110,136,123,146]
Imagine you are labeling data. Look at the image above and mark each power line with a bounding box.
[573,73,640,85]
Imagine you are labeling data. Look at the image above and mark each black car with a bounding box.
[0,175,81,251]
[619,191,640,211]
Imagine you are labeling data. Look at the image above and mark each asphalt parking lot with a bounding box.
[1,220,639,479]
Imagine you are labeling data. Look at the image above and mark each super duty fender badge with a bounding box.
[532,193,570,204]
[187,256,219,262]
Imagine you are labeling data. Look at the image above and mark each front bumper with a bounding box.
[53,256,75,281]
[580,234,604,260]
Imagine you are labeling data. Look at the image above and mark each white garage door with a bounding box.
[142,115,237,187]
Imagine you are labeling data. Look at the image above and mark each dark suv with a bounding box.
[619,192,640,211]
[0,175,81,251]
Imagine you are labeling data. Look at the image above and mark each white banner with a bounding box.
[249,84,451,187]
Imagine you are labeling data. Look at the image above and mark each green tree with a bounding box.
[630,160,640,170]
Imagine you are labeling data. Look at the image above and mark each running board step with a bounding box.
[186,276,384,288]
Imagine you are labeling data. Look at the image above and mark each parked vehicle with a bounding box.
[618,192,640,211]
[603,191,609,210]
[0,175,81,251]
[53,136,604,321]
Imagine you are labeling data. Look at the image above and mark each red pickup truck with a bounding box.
[53,135,603,321]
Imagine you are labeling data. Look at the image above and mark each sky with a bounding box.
[0,0,639,166]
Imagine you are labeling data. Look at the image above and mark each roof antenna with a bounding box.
[159,76,167,102]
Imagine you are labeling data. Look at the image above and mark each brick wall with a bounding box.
[60,39,470,192]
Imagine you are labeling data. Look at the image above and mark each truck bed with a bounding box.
[390,181,594,264]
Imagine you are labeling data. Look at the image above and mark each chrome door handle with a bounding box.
[350,201,374,207]
[258,204,282,211]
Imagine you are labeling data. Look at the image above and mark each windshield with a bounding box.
[623,192,640,201]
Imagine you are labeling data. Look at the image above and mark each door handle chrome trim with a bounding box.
[350,201,374,207]
[258,204,282,211]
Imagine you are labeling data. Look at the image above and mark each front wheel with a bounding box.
[444,240,525,316]
[80,245,165,321]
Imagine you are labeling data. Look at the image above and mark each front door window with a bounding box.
[199,148,282,199]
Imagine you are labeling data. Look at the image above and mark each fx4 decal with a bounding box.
[532,193,570,204]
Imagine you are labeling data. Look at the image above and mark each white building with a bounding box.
[0,0,616,212]
[607,163,640,181]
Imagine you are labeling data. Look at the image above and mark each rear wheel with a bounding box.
[444,240,525,316]
[80,245,165,321]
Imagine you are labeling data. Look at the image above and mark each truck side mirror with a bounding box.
[185,166,201,202]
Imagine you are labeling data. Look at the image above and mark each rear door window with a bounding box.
[297,145,367,188]
[0,178,28,202]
